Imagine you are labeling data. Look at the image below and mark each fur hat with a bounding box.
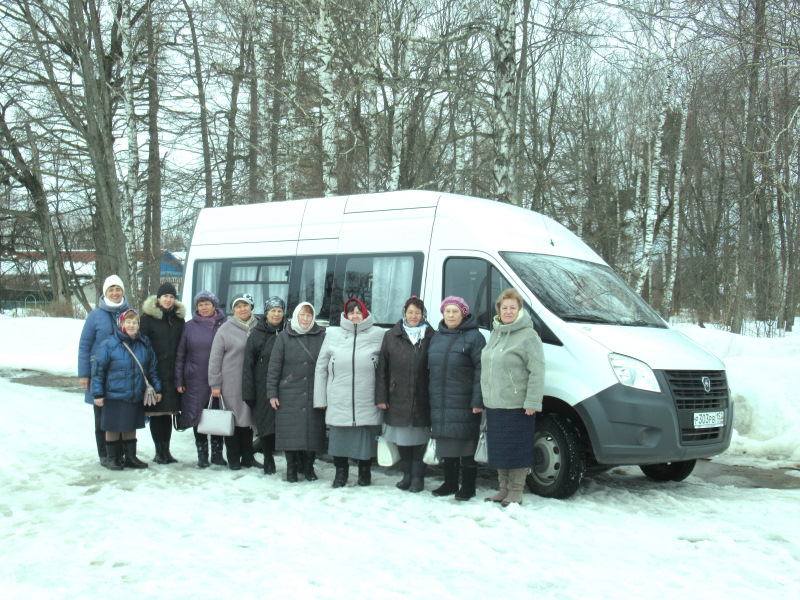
[103,275,125,296]
[231,293,255,311]
[157,282,178,298]
[264,296,286,313]
[440,296,469,319]
[194,290,220,309]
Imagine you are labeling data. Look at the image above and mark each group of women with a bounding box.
[80,276,545,506]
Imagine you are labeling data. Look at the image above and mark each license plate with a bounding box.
[693,411,724,429]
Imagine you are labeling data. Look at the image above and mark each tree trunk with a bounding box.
[146,5,162,298]
[492,0,517,205]
[318,0,338,196]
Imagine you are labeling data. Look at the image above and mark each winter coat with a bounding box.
[78,295,131,404]
[92,328,162,403]
[314,313,384,427]
[174,308,227,428]
[208,317,257,427]
[242,317,284,437]
[428,314,486,440]
[139,295,186,413]
[266,321,327,451]
[481,310,545,412]
[375,320,435,428]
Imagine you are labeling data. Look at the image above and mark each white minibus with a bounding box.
[182,191,732,498]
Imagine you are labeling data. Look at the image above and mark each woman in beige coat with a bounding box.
[480,288,545,506]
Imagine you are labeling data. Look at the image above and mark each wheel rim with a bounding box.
[531,432,561,486]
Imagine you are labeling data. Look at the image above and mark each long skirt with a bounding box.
[486,408,536,469]
[435,436,477,458]
[328,425,381,460]
[101,399,145,432]
[383,425,430,447]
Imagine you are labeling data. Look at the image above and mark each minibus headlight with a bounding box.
[609,354,660,393]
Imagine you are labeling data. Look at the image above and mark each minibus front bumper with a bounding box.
[573,370,733,465]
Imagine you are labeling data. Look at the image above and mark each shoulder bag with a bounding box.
[122,342,158,407]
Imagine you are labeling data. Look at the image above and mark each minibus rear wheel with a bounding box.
[639,460,696,482]
[527,414,585,499]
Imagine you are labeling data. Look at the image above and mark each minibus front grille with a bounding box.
[681,427,723,442]
[663,370,728,410]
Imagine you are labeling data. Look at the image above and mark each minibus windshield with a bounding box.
[500,252,667,328]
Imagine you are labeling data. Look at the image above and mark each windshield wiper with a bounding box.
[618,319,666,328]
[560,314,615,324]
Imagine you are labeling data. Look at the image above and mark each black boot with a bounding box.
[94,405,107,467]
[432,457,459,496]
[357,459,372,486]
[210,437,227,466]
[196,439,210,469]
[263,435,276,475]
[332,457,349,488]
[409,459,426,493]
[455,457,478,501]
[296,451,306,475]
[396,460,412,490]
[163,426,178,463]
[123,438,148,469]
[304,452,318,481]
[105,438,123,471]
[225,433,241,471]
[286,451,299,483]
[239,428,262,468]
[153,441,169,465]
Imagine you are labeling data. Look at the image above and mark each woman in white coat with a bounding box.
[314,298,384,487]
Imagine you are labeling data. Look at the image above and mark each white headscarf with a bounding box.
[291,302,316,335]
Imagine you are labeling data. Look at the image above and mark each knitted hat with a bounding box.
[194,290,220,309]
[440,296,469,318]
[231,293,255,310]
[118,309,139,330]
[103,275,125,296]
[264,296,286,313]
[156,282,177,298]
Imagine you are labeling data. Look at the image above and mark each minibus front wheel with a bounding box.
[527,414,585,499]
[639,460,696,482]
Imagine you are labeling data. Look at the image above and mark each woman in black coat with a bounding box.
[376,296,435,493]
[427,296,485,501]
[139,282,186,464]
[267,302,326,482]
[242,296,285,475]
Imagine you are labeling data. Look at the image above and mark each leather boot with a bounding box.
[455,457,477,501]
[304,452,318,481]
[485,469,509,503]
[332,457,349,488]
[163,431,178,463]
[286,451,299,483]
[105,438,123,471]
[296,451,306,475]
[95,406,107,466]
[210,437,228,466]
[225,434,241,470]
[357,459,372,486]
[196,440,210,469]
[239,428,263,468]
[262,435,276,475]
[501,468,527,506]
[409,459,426,493]
[153,441,169,465]
[431,457,459,496]
[395,460,412,490]
[122,439,148,469]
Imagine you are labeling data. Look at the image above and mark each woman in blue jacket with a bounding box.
[77,275,130,466]
[427,296,485,501]
[93,309,162,470]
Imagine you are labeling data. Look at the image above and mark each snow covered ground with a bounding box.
[1,315,799,598]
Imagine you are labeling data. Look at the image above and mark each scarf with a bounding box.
[291,302,316,335]
[402,319,427,345]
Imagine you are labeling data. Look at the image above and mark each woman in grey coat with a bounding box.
[208,293,260,470]
[267,302,326,482]
[314,298,384,488]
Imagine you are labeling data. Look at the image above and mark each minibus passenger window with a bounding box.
[194,261,223,299]
[300,258,333,323]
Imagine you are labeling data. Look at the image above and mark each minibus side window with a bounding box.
[298,257,334,325]
[443,257,510,329]
[194,260,224,299]
[228,260,290,315]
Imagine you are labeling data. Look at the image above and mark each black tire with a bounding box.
[526,414,585,499]
[639,460,696,482]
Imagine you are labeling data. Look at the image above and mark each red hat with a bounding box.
[343,298,369,319]
[440,296,469,319]
[118,309,139,330]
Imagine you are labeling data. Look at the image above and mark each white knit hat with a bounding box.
[102,275,125,296]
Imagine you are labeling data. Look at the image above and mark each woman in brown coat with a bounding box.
[376,297,435,492]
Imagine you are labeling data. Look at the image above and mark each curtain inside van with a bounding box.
[371,256,414,324]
